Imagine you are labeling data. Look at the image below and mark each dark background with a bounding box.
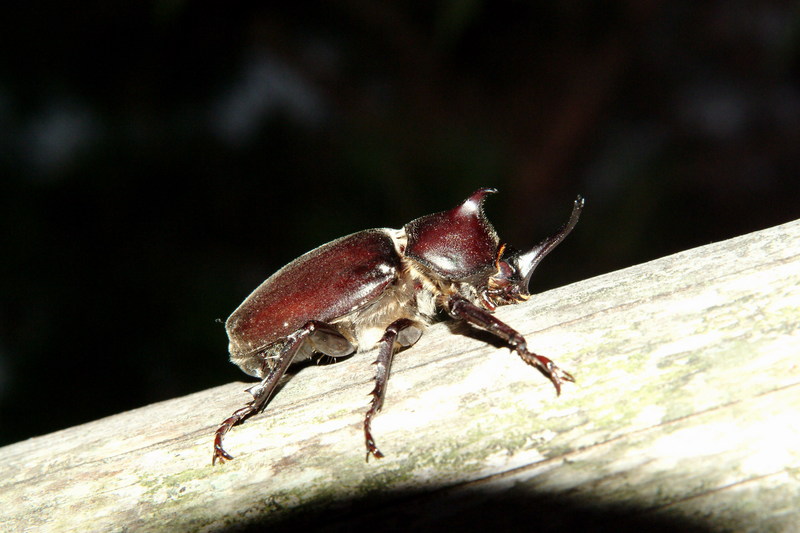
[1,1,798,447]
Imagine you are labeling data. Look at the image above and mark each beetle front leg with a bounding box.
[213,321,348,465]
[364,318,422,460]
[446,295,574,394]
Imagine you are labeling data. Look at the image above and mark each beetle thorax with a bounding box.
[327,230,437,351]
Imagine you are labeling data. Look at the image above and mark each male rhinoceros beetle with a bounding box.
[213,188,583,464]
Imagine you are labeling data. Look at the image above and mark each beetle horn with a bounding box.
[514,195,584,294]
[458,187,497,215]
[404,187,501,281]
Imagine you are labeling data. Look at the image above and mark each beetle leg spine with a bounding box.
[364,317,416,461]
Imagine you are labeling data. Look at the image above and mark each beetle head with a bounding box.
[481,196,584,310]
[404,187,500,282]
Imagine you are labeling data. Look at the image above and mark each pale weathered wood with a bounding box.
[1,219,799,532]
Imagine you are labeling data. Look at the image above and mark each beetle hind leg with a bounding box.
[213,321,353,465]
[364,318,422,460]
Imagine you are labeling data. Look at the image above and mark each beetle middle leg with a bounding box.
[446,295,574,394]
[213,321,353,465]
[364,317,423,460]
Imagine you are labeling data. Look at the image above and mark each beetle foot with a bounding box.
[212,442,234,465]
[364,409,386,461]
[365,437,385,461]
[212,421,237,465]
[212,406,255,465]
[364,394,386,461]
[518,350,574,395]
[546,360,575,396]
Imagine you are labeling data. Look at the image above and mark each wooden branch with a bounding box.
[2,219,799,532]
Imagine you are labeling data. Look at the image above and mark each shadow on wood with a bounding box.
[234,485,716,533]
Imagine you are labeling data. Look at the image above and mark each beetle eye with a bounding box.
[497,261,515,280]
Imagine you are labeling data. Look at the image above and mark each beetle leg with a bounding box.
[364,318,422,461]
[213,320,350,465]
[445,295,574,395]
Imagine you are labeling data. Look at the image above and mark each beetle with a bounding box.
[213,187,583,464]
